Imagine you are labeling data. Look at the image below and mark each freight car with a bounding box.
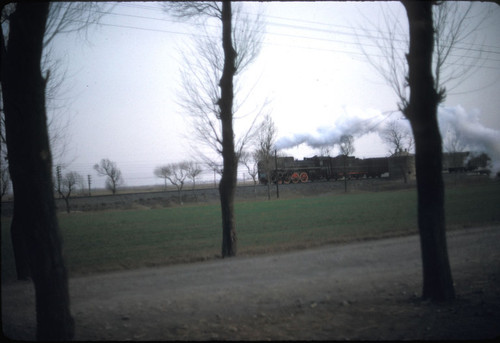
[258,155,389,184]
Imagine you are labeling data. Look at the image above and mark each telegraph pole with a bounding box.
[274,149,279,199]
[87,174,92,196]
[56,165,62,198]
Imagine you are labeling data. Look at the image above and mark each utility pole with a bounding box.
[274,149,279,199]
[87,174,92,196]
[344,155,347,193]
[56,165,62,198]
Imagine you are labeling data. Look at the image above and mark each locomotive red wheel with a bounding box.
[300,172,308,182]
[284,174,291,184]
[291,172,300,183]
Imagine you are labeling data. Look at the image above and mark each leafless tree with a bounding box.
[94,158,123,195]
[239,150,259,196]
[186,161,203,201]
[340,134,355,193]
[442,126,467,154]
[165,1,265,257]
[356,0,485,302]
[319,146,333,157]
[380,119,414,183]
[56,168,83,214]
[253,114,277,200]
[154,165,170,191]
[1,3,75,339]
[157,162,189,204]
[402,1,455,302]
[380,119,414,155]
[1,3,112,338]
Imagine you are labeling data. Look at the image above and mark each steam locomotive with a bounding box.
[258,155,389,184]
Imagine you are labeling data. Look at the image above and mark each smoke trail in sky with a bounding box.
[275,109,387,150]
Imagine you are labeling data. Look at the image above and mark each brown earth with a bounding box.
[2,226,500,341]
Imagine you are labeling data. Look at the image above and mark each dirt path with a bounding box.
[3,226,500,340]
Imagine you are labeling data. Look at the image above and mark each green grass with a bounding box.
[2,182,499,281]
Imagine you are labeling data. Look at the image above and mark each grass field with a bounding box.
[2,181,499,282]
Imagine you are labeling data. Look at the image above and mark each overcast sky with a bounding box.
[46,1,500,188]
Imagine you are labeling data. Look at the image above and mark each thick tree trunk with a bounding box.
[218,1,237,257]
[2,3,75,339]
[403,1,455,302]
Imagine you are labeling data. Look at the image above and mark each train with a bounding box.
[257,155,389,184]
[258,151,494,184]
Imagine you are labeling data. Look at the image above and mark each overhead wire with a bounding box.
[50,2,500,69]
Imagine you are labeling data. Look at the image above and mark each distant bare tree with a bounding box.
[380,119,414,183]
[94,159,123,195]
[186,161,203,201]
[239,150,259,195]
[165,1,265,257]
[56,168,83,213]
[380,119,414,155]
[319,146,333,157]
[442,126,467,154]
[254,114,277,200]
[159,162,189,204]
[154,165,170,191]
[340,134,355,193]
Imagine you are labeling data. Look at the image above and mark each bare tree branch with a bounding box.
[355,2,492,112]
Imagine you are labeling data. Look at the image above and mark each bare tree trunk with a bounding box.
[63,196,71,213]
[219,1,237,257]
[403,1,455,302]
[2,3,75,339]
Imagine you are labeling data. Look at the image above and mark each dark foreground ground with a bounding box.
[2,226,500,341]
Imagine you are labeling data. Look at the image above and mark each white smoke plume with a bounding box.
[275,105,500,175]
[275,108,386,150]
[438,105,500,176]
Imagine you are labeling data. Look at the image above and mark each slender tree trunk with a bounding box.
[64,196,71,214]
[2,3,75,339]
[403,1,455,302]
[218,1,237,257]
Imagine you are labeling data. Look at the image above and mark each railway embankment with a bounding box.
[0,173,493,216]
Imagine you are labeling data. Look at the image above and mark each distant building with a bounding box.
[388,149,415,182]
[442,151,469,173]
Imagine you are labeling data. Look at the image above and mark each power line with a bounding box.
[51,2,500,65]
[56,14,500,71]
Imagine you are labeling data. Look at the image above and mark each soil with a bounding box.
[2,226,500,341]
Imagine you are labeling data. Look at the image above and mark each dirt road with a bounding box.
[2,226,500,340]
